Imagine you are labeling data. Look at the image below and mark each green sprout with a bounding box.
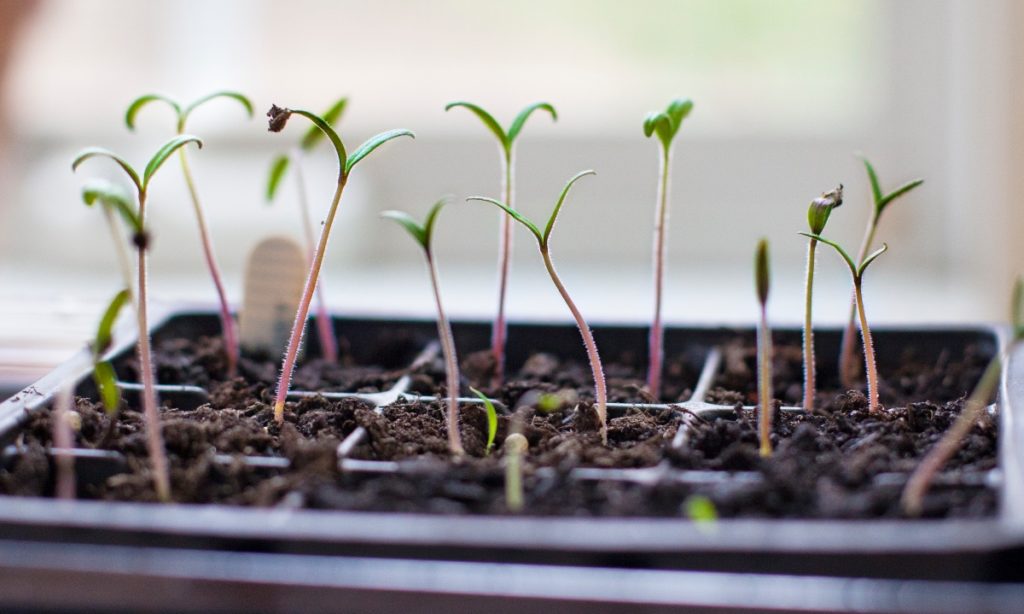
[504,432,529,513]
[802,185,843,411]
[381,199,464,455]
[92,289,132,418]
[82,179,137,296]
[755,238,773,457]
[642,98,693,398]
[125,92,253,377]
[267,104,414,424]
[901,278,1024,516]
[51,384,76,500]
[470,387,499,454]
[684,494,718,526]
[468,170,609,443]
[266,98,348,363]
[72,135,204,501]
[801,232,889,412]
[838,158,923,389]
[446,101,557,387]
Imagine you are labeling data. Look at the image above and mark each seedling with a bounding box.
[504,432,529,513]
[468,170,609,443]
[800,232,889,412]
[72,135,205,501]
[684,494,718,526]
[92,289,132,420]
[755,238,773,457]
[802,186,843,411]
[901,278,1024,516]
[266,98,348,363]
[838,158,923,388]
[125,92,253,377]
[445,101,557,387]
[381,199,464,455]
[267,104,413,424]
[51,384,76,500]
[642,98,693,397]
[470,387,499,454]
[82,179,136,296]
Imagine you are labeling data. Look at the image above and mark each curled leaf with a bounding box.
[301,97,348,151]
[72,148,142,193]
[380,210,427,249]
[445,101,507,150]
[344,129,414,176]
[94,289,132,358]
[857,243,888,277]
[82,179,142,234]
[266,154,290,202]
[507,102,557,144]
[182,91,254,124]
[542,169,596,246]
[280,108,348,177]
[142,135,203,187]
[470,387,499,453]
[466,196,542,243]
[125,94,181,130]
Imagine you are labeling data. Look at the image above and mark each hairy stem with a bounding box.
[52,384,76,500]
[274,178,347,423]
[179,150,239,377]
[901,357,1001,516]
[647,146,671,398]
[758,303,773,457]
[135,193,171,501]
[491,147,514,388]
[839,214,879,388]
[854,280,880,412]
[802,239,817,410]
[293,152,339,363]
[541,247,607,443]
[427,252,463,455]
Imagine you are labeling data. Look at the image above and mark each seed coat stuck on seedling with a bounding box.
[755,238,773,457]
[802,185,843,411]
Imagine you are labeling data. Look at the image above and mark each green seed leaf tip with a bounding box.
[470,387,499,453]
[543,169,596,245]
[466,196,543,243]
[380,210,427,248]
[183,91,254,121]
[422,197,449,249]
[125,94,180,130]
[801,233,858,277]
[95,288,132,359]
[859,155,883,207]
[142,134,203,187]
[877,178,924,213]
[301,97,348,151]
[755,238,770,305]
[71,148,142,193]
[344,128,415,176]
[858,243,888,277]
[684,495,718,523]
[1013,277,1024,341]
[807,184,844,234]
[266,154,290,202]
[666,98,694,130]
[276,108,348,177]
[81,179,141,233]
[445,101,508,150]
[507,102,557,144]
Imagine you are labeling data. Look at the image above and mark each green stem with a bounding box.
[540,247,607,443]
[274,177,347,422]
[491,147,514,388]
[426,252,463,455]
[854,280,880,412]
[758,303,773,457]
[901,357,1002,516]
[647,145,671,398]
[802,239,817,410]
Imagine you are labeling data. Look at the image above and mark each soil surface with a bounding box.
[0,334,999,519]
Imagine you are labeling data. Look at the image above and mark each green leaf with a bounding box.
[266,154,290,202]
[344,129,415,176]
[301,97,348,151]
[860,156,883,208]
[542,169,596,246]
[445,101,508,150]
[125,94,181,130]
[95,288,132,358]
[1012,277,1024,340]
[800,232,858,277]
[665,98,694,136]
[93,360,121,417]
[507,102,557,144]
[82,179,141,233]
[182,91,254,126]
[857,243,888,277]
[643,111,673,147]
[684,494,718,523]
[71,148,142,193]
[286,108,347,176]
[877,179,924,214]
[470,387,498,454]
[142,134,203,187]
[466,196,543,243]
[380,209,427,248]
[755,238,770,305]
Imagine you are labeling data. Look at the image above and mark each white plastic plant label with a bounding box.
[239,236,306,356]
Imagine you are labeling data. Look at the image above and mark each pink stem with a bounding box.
[427,252,463,455]
[758,304,773,457]
[294,153,339,362]
[490,149,514,388]
[802,239,817,410]
[647,146,671,397]
[854,281,880,412]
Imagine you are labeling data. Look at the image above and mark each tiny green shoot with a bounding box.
[93,289,132,417]
[126,92,253,377]
[802,185,843,411]
[381,199,464,455]
[801,232,889,412]
[468,170,609,443]
[642,98,693,398]
[838,158,923,388]
[72,135,204,502]
[470,387,499,454]
[446,101,557,387]
[755,238,773,457]
[684,494,718,525]
[267,104,414,424]
[901,278,1024,516]
[504,432,529,513]
[266,97,349,363]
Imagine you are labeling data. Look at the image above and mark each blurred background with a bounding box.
[0,0,1021,390]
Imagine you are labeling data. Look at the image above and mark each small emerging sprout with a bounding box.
[268,104,414,424]
[642,98,693,398]
[802,185,843,411]
[470,387,499,454]
[51,383,76,500]
[92,288,132,418]
[801,232,889,412]
[468,170,609,443]
[838,158,923,388]
[755,238,773,457]
[445,101,557,387]
[504,432,529,513]
[901,278,1024,516]
[381,199,464,455]
[72,135,204,501]
[266,98,349,363]
[126,92,253,377]
[684,494,718,527]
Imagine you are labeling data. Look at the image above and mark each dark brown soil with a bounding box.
[0,335,998,519]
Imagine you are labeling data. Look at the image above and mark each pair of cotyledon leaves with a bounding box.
[643,98,694,150]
